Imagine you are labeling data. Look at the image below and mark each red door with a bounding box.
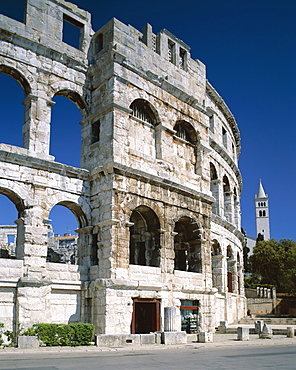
[131,298,160,334]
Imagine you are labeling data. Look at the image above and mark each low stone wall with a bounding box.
[95,331,188,347]
[247,298,275,315]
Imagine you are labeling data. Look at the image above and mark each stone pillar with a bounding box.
[211,255,224,293]
[210,179,221,216]
[287,327,295,338]
[199,331,213,343]
[237,327,249,341]
[22,95,53,159]
[259,323,272,339]
[16,280,51,330]
[76,226,94,266]
[164,307,177,331]
[15,207,48,273]
[255,320,264,334]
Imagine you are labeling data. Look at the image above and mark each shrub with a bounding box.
[28,323,95,346]
[0,323,4,346]
[69,323,95,346]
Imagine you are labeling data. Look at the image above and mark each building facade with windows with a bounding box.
[0,0,245,335]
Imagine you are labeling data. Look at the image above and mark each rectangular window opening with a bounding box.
[91,121,100,144]
[179,48,186,69]
[222,127,227,148]
[168,39,175,64]
[7,235,15,244]
[63,14,83,49]
[95,34,104,53]
[0,0,25,23]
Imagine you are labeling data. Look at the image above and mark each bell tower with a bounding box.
[255,180,270,240]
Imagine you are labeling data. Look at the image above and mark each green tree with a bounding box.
[250,238,296,294]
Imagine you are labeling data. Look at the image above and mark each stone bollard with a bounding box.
[259,324,273,339]
[198,331,213,343]
[287,327,295,338]
[217,321,228,333]
[237,327,249,341]
[255,320,264,334]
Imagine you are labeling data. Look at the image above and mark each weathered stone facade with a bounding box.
[0,0,245,335]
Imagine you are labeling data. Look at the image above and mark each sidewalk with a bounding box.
[1,333,296,355]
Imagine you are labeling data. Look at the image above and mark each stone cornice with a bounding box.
[113,162,214,204]
[206,80,241,155]
[211,214,244,243]
[0,145,89,181]
[209,138,242,192]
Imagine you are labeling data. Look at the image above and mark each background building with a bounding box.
[246,180,270,255]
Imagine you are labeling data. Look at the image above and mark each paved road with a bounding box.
[1,344,296,370]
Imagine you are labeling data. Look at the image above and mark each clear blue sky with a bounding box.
[0,0,296,240]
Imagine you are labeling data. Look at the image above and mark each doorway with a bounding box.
[131,298,160,334]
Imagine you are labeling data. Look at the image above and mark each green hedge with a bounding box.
[23,323,95,346]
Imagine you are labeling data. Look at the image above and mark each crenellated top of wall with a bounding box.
[90,18,207,108]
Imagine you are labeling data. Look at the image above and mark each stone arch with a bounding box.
[54,89,88,113]
[129,98,159,126]
[0,65,31,96]
[210,163,219,215]
[174,216,202,273]
[223,175,232,222]
[0,186,25,216]
[227,245,235,293]
[128,98,161,159]
[129,205,161,267]
[173,120,200,175]
[211,239,223,292]
[0,187,26,259]
[53,200,88,229]
[127,91,161,125]
[173,120,198,145]
[47,200,89,264]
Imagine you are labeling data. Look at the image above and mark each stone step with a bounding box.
[238,317,296,325]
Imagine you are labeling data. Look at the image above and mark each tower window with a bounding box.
[179,48,186,69]
[95,33,103,53]
[63,14,83,50]
[168,39,175,64]
[222,127,227,148]
[91,120,100,144]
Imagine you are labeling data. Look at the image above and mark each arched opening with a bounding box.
[174,120,197,145]
[0,71,27,148]
[129,99,160,159]
[48,201,90,265]
[48,204,78,264]
[129,206,160,267]
[0,188,25,259]
[173,120,199,175]
[174,216,202,273]
[227,246,235,293]
[211,240,223,292]
[223,175,232,222]
[50,94,84,167]
[237,251,242,295]
[233,187,240,228]
[210,163,219,215]
[130,99,157,126]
